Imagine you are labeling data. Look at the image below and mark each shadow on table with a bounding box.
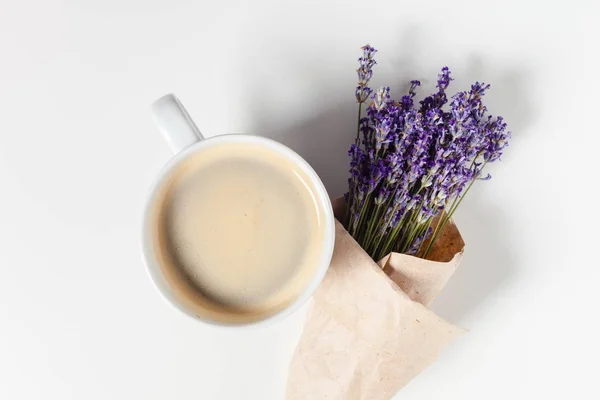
[429,195,516,323]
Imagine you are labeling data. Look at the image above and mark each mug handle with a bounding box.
[151,93,204,153]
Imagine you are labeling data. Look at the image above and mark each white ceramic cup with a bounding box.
[142,94,335,327]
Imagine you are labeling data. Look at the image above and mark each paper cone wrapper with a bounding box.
[378,206,464,307]
[286,198,465,400]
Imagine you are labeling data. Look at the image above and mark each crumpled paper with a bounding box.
[286,199,465,400]
[378,211,464,307]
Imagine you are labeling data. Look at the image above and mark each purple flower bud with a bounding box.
[355,44,378,104]
[373,86,391,111]
[406,195,420,211]
[356,86,373,103]
[374,117,392,152]
[374,186,391,206]
[410,80,421,94]
[361,44,377,60]
[482,116,511,163]
[470,82,491,99]
[407,227,433,255]
[437,67,453,91]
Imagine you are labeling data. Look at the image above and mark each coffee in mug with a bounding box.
[149,140,328,324]
[142,94,335,327]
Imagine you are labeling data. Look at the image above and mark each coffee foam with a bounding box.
[150,141,326,324]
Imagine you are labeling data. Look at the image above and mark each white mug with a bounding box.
[142,94,335,327]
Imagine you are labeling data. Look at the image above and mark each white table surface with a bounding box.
[1,1,598,399]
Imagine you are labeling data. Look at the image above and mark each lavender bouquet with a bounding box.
[345,44,510,261]
[287,45,512,399]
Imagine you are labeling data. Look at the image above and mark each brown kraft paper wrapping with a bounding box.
[378,211,464,307]
[286,198,465,400]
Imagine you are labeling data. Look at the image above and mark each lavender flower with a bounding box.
[420,67,453,112]
[482,116,510,163]
[373,86,390,111]
[400,80,421,111]
[437,67,453,91]
[345,45,511,260]
[374,117,392,152]
[355,45,377,104]
[355,86,373,104]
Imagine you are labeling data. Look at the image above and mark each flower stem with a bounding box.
[355,103,363,142]
[375,222,400,260]
[426,197,459,256]
[422,177,476,258]
[362,204,382,251]
[422,157,487,258]
[374,209,408,260]
[416,217,434,257]
[396,194,427,253]
[352,193,371,238]
[347,102,365,228]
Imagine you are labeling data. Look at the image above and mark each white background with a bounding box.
[1,0,598,399]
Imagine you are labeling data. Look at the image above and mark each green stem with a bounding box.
[346,202,355,232]
[357,201,374,243]
[355,102,363,143]
[422,211,450,259]
[351,193,371,238]
[398,218,421,254]
[363,205,382,252]
[426,195,459,255]
[370,213,395,259]
[401,222,422,254]
[396,193,428,253]
[374,209,409,260]
[344,188,354,229]
[422,156,487,258]
[362,182,404,256]
[422,175,477,258]
[416,217,435,257]
[375,223,399,261]
[347,102,364,227]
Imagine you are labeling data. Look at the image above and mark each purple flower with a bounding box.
[470,82,491,99]
[406,195,421,211]
[356,86,373,103]
[374,185,391,206]
[374,116,392,152]
[391,208,405,228]
[405,113,432,185]
[410,80,421,95]
[373,86,391,111]
[357,47,376,84]
[437,67,452,91]
[449,91,469,124]
[483,116,511,163]
[407,227,432,256]
[384,153,402,185]
[421,67,453,112]
[355,44,377,104]
[366,161,385,194]
[400,80,421,111]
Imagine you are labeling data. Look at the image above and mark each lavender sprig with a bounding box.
[355,45,377,104]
